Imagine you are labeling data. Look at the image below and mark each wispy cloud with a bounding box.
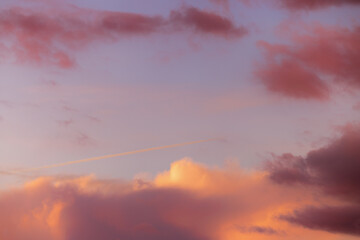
[0,3,247,69]
[256,25,360,100]
[277,0,360,10]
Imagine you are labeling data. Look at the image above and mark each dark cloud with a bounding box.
[266,125,360,236]
[267,126,360,202]
[265,153,312,185]
[281,205,360,236]
[60,188,223,240]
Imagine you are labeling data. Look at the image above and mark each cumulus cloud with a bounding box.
[0,175,220,240]
[0,158,321,240]
[2,155,358,239]
[0,4,247,69]
[256,25,360,99]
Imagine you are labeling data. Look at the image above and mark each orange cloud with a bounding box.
[2,124,360,240]
[1,156,356,240]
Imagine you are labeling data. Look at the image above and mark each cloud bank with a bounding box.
[0,160,289,240]
[1,125,360,240]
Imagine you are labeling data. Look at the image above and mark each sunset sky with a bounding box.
[0,0,360,239]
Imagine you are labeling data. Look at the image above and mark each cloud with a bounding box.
[266,124,360,235]
[3,125,360,239]
[0,176,212,240]
[207,0,254,9]
[0,7,164,69]
[266,125,360,201]
[0,4,247,69]
[57,120,73,127]
[16,139,216,173]
[75,132,94,147]
[277,0,360,10]
[235,225,280,235]
[265,153,313,185]
[207,0,360,11]
[0,158,320,240]
[1,156,358,239]
[170,7,247,38]
[353,102,360,111]
[256,25,360,99]
[280,205,360,236]
[256,58,329,100]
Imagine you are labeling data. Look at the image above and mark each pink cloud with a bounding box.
[170,7,247,38]
[256,58,330,100]
[208,0,254,9]
[57,120,73,127]
[75,132,94,147]
[278,0,360,10]
[256,25,360,99]
[353,102,360,111]
[0,5,247,69]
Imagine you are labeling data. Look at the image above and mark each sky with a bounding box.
[0,0,359,239]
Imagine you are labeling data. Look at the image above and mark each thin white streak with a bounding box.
[15,138,218,173]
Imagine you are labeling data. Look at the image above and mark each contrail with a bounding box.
[0,170,33,178]
[15,138,217,173]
